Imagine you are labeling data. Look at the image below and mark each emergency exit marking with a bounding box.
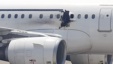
[29,59,36,64]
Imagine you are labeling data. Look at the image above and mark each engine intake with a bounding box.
[5,37,66,64]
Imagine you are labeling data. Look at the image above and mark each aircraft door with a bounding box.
[98,9,112,32]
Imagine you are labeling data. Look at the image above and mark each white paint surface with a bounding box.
[0,0,113,5]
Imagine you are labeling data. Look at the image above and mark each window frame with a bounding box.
[21,14,25,19]
[39,14,43,19]
[8,14,11,18]
[1,14,5,19]
[14,14,18,19]
[92,14,95,19]
[84,14,88,19]
[77,14,81,19]
[29,14,32,19]
[56,14,60,19]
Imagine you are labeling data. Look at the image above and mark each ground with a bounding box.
[0,60,72,64]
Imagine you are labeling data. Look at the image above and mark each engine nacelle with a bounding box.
[6,37,66,64]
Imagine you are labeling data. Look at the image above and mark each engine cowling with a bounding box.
[6,37,66,64]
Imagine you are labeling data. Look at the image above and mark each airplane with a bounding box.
[0,4,113,64]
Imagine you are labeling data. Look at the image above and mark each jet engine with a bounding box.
[4,37,66,64]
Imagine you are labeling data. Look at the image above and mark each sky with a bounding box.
[0,0,113,6]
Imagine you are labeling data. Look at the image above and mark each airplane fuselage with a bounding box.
[0,5,113,54]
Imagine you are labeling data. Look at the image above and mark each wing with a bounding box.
[0,27,61,44]
[0,27,48,38]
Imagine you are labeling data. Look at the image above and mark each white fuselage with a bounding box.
[0,5,113,54]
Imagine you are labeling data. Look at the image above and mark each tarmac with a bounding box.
[0,60,72,64]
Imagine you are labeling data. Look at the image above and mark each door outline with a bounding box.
[98,8,112,32]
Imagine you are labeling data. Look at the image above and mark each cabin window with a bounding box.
[106,14,109,17]
[14,14,18,18]
[29,14,32,19]
[8,14,11,18]
[70,14,74,18]
[50,14,53,19]
[92,14,95,19]
[77,14,81,19]
[39,14,43,19]
[56,14,60,19]
[21,14,24,19]
[85,14,88,19]
[1,14,5,18]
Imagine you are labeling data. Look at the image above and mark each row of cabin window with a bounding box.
[0,14,61,19]
[1,14,32,19]
[77,14,96,19]
[0,14,95,19]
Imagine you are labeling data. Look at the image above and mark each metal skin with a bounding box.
[0,4,113,64]
[7,37,66,64]
[0,5,113,54]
